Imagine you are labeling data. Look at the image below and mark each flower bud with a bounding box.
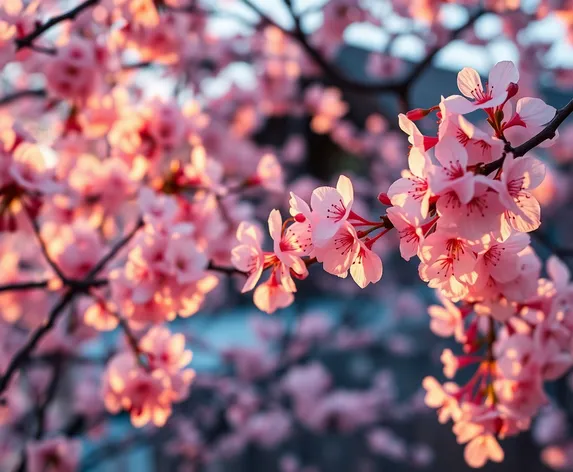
[506,82,519,101]
[406,108,431,121]
[378,192,392,205]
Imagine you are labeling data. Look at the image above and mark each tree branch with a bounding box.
[0,290,75,397]
[15,0,101,51]
[512,98,573,157]
[28,214,69,283]
[481,98,573,175]
[241,0,484,95]
[84,218,144,279]
[0,281,49,293]
[0,89,47,107]
[400,9,485,90]
[208,262,246,276]
[0,219,144,397]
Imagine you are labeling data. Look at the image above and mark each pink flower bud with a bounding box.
[406,108,430,121]
[506,82,519,101]
[378,192,392,205]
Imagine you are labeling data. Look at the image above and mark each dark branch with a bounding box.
[28,213,69,283]
[208,262,246,276]
[0,220,143,397]
[0,280,49,293]
[85,218,144,279]
[0,89,47,107]
[242,0,484,95]
[480,98,573,175]
[400,9,485,90]
[15,0,101,51]
[0,290,75,397]
[512,98,573,157]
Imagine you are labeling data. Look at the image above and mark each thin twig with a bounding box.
[85,218,144,279]
[34,358,63,439]
[28,214,69,283]
[481,98,573,175]
[0,220,144,397]
[0,89,47,107]
[242,0,484,95]
[512,98,573,157]
[208,262,246,276]
[0,290,75,397]
[15,0,101,51]
[0,280,49,293]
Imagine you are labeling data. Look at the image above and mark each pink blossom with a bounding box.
[386,206,426,261]
[269,209,311,275]
[231,222,265,293]
[398,114,438,152]
[313,222,359,277]
[350,240,383,288]
[436,182,505,241]
[310,175,354,246]
[422,376,461,423]
[305,390,378,432]
[429,137,477,205]
[138,187,179,227]
[253,153,284,193]
[387,147,433,218]
[253,269,295,314]
[366,428,407,461]
[245,409,292,448]
[27,437,81,472]
[438,103,504,165]
[428,292,466,341]
[464,434,504,468]
[282,362,332,402]
[44,37,101,102]
[491,155,545,234]
[444,61,519,115]
[419,229,477,300]
[165,235,208,284]
[102,327,194,427]
[474,232,531,286]
[503,97,557,147]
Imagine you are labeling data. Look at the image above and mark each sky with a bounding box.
[132,0,573,101]
[209,0,573,69]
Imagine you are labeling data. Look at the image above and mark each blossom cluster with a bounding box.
[0,0,572,470]
[103,326,195,427]
[232,175,383,313]
[231,60,573,467]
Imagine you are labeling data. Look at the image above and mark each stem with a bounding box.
[28,213,69,283]
[85,218,144,279]
[208,262,246,276]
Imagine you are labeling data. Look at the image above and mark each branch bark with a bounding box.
[481,98,573,176]
[0,89,47,107]
[241,0,484,95]
[15,0,101,51]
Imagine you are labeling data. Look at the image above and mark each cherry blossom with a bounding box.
[0,2,571,469]
[445,61,520,115]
